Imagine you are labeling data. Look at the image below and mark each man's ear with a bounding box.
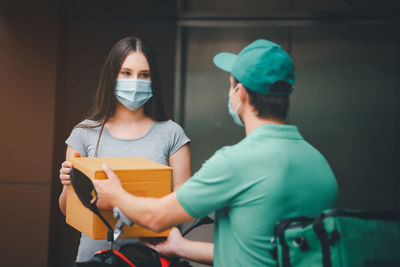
[238,84,249,102]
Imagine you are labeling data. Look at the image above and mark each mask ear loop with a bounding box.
[228,84,245,126]
[229,84,240,97]
[230,84,243,112]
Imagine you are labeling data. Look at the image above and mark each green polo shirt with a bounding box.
[177,123,338,267]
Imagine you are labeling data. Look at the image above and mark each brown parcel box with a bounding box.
[66,157,172,240]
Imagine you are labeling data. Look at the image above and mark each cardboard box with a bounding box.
[66,157,172,240]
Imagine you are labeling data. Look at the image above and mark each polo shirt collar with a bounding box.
[249,123,303,140]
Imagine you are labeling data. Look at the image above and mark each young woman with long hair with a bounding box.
[58,36,191,262]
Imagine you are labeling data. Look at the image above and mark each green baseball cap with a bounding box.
[213,39,295,96]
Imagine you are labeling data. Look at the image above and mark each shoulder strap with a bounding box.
[274,216,313,267]
[312,213,331,267]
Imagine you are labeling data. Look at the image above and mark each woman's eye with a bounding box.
[121,72,131,77]
[139,73,150,79]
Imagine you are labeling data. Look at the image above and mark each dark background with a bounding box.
[0,0,399,266]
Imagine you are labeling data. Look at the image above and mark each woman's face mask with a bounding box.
[115,79,153,111]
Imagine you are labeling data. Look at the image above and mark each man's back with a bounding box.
[177,123,338,266]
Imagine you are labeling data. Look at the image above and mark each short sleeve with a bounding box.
[168,121,191,156]
[176,148,239,219]
[65,126,88,157]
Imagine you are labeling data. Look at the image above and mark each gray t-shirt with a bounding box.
[65,119,190,262]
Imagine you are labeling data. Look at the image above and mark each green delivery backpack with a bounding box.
[273,209,400,267]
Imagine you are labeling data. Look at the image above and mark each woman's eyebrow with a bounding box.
[120,68,150,72]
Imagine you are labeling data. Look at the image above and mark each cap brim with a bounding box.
[213,52,237,72]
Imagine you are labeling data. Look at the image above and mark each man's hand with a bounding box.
[92,164,124,210]
[142,227,214,264]
[141,227,183,258]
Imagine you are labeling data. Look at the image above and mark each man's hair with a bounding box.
[233,78,291,121]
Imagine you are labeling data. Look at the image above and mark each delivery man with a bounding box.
[93,39,339,266]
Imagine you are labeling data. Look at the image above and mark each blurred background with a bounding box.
[0,0,399,266]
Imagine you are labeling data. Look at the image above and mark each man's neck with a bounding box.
[243,114,285,136]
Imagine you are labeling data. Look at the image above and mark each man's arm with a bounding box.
[93,164,195,232]
[169,239,213,265]
[143,227,213,265]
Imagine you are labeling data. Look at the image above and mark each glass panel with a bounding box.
[179,22,399,267]
[183,27,291,171]
[290,25,399,210]
[181,23,399,209]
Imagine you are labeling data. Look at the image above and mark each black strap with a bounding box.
[274,216,313,267]
[312,213,331,267]
[275,220,291,267]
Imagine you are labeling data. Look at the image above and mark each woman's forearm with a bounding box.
[59,186,67,215]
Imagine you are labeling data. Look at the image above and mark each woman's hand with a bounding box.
[59,161,72,186]
[59,150,81,215]
[59,152,81,186]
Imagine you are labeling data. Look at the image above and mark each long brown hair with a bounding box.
[76,36,168,156]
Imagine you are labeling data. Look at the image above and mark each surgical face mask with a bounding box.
[228,85,244,127]
[115,79,153,111]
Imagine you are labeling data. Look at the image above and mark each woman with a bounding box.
[58,36,191,262]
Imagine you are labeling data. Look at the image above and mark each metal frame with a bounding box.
[177,18,400,28]
[173,26,187,126]
[396,42,400,186]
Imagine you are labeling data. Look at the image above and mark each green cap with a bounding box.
[213,39,295,96]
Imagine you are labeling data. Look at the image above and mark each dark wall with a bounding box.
[0,11,59,267]
[0,1,177,266]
